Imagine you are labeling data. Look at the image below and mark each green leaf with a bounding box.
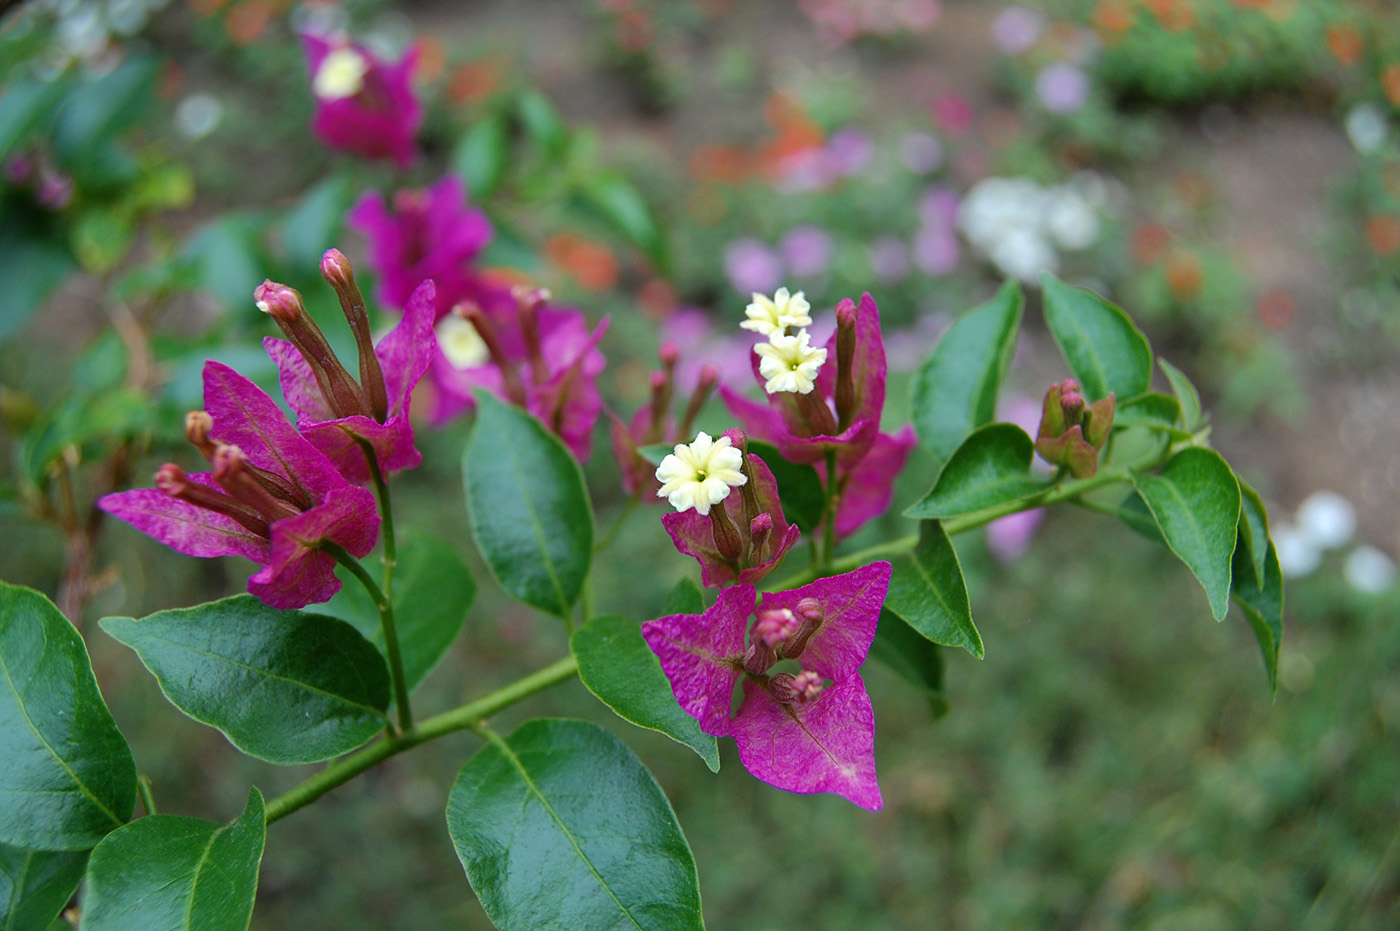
[80,787,265,931]
[1158,357,1204,432]
[1041,275,1153,402]
[184,217,265,313]
[885,521,982,658]
[0,230,74,342]
[447,719,704,931]
[0,79,69,159]
[1235,480,1271,589]
[1110,490,1166,544]
[515,90,569,159]
[321,532,475,691]
[904,424,1045,520]
[748,441,824,534]
[870,610,948,718]
[72,207,136,274]
[1231,529,1284,695]
[1132,449,1241,621]
[638,443,671,466]
[0,842,87,930]
[660,578,704,616]
[453,112,510,200]
[0,582,135,851]
[51,59,158,163]
[572,616,719,771]
[463,392,593,618]
[575,171,671,273]
[276,175,350,271]
[99,596,389,765]
[910,279,1023,462]
[1114,393,1181,432]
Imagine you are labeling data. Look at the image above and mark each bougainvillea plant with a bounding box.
[0,252,1284,927]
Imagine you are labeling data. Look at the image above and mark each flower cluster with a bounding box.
[643,562,892,809]
[958,174,1110,281]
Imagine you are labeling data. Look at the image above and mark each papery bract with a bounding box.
[99,363,379,609]
[824,425,917,538]
[302,34,422,168]
[641,562,891,809]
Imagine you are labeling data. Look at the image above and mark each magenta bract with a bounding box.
[302,34,422,168]
[641,562,891,809]
[99,363,379,609]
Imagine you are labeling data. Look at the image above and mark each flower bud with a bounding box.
[256,279,371,420]
[768,669,824,704]
[646,370,671,444]
[213,446,301,524]
[782,598,826,659]
[185,411,217,460]
[749,513,773,561]
[677,364,719,439]
[157,462,270,536]
[1035,378,1114,479]
[514,286,551,385]
[459,302,528,405]
[658,341,680,369]
[320,249,389,421]
[708,496,744,564]
[834,298,858,430]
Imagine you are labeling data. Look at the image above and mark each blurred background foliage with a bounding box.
[2,0,1398,927]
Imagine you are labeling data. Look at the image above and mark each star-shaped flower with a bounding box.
[741,287,813,337]
[655,432,746,516]
[755,329,827,395]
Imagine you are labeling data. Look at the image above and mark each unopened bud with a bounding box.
[157,462,270,537]
[723,429,763,529]
[708,497,744,564]
[646,371,671,443]
[213,446,300,524]
[514,287,550,385]
[768,670,824,704]
[749,513,773,561]
[658,341,680,368]
[834,298,858,430]
[155,463,188,495]
[753,607,799,648]
[185,411,217,460]
[1058,380,1085,425]
[256,279,371,420]
[319,248,354,290]
[320,249,389,421]
[677,365,719,439]
[254,280,306,323]
[460,303,528,405]
[781,597,826,659]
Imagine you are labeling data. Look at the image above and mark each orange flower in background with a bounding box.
[1164,250,1204,301]
[689,144,752,184]
[225,1,271,44]
[1382,64,1400,108]
[449,58,505,106]
[1093,0,1135,35]
[1146,0,1195,33]
[1257,289,1296,331]
[1326,25,1364,68]
[758,92,824,173]
[545,233,620,292]
[1132,223,1171,265]
[416,36,446,86]
[1365,215,1400,256]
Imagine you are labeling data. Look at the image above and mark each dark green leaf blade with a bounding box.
[1231,533,1284,695]
[0,842,87,930]
[98,596,389,765]
[571,616,719,771]
[1132,449,1241,621]
[748,442,824,533]
[575,172,671,274]
[0,582,135,851]
[1158,358,1204,432]
[0,231,75,342]
[463,392,594,617]
[453,111,510,200]
[80,787,265,931]
[1041,275,1153,402]
[321,532,476,691]
[911,279,1023,461]
[660,578,705,617]
[1236,480,1271,589]
[447,719,704,931]
[885,522,982,658]
[1114,393,1182,432]
[904,423,1045,520]
[870,610,948,718]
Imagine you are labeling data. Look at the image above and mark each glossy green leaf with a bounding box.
[576,171,671,273]
[453,112,510,200]
[80,787,265,931]
[1132,449,1241,621]
[321,532,475,691]
[0,79,68,160]
[463,392,593,618]
[51,59,158,162]
[1231,528,1284,695]
[911,280,1023,462]
[1158,358,1204,432]
[0,583,135,851]
[905,424,1045,520]
[1114,393,1181,432]
[99,596,389,765]
[885,521,982,658]
[660,577,705,617]
[0,231,74,342]
[870,610,948,718]
[447,719,704,931]
[1236,481,1271,589]
[572,616,719,771]
[0,842,87,930]
[1110,490,1166,544]
[277,175,350,271]
[1041,275,1153,402]
[515,90,569,159]
[748,441,824,533]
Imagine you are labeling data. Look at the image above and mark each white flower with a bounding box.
[741,287,812,337]
[436,315,489,370]
[1345,104,1388,155]
[1345,545,1396,594]
[314,47,369,100]
[1272,521,1321,578]
[655,432,747,515]
[755,329,827,394]
[1296,490,1356,550]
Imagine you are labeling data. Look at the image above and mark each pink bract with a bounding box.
[302,34,422,168]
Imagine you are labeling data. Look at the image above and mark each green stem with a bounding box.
[328,545,413,734]
[770,467,1134,590]
[264,655,580,825]
[353,439,410,733]
[820,448,838,567]
[136,775,157,817]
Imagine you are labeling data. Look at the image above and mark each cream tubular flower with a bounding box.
[755,329,827,394]
[655,432,747,515]
[314,47,370,100]
[741,287,813,337]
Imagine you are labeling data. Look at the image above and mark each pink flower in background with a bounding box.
[826,129,873,176]
[347,175,494,312]
[780,225,834,278]
[660,309,759,393]
[986,394,1046,562]
[899,132,944,174]
[868,236,910,284]
[642,562,891,809]
[99,363,379,609]
[913,228,960,276]
[932,92,975,135]
[1035,62,1091,114]
[991,5,1047,55]
[302,33,421,167]
[724,238,783,294]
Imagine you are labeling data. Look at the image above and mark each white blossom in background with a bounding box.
[175,94,223,139]
[1295,490,1356,550]
[1345,546,1396,594]
[957,172,1110,281]
[1272,521,1322,578]
[435,315,489,370]
[1345,104,1389,155]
